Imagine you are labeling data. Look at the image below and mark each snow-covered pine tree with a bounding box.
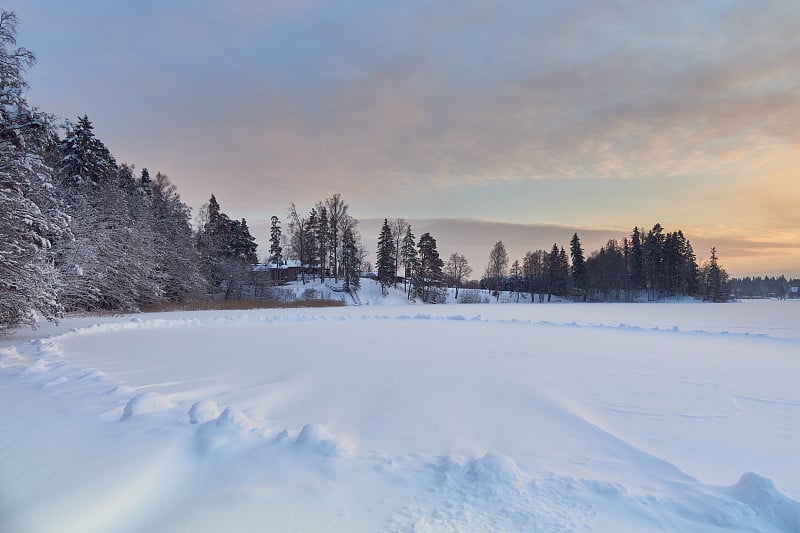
[58,115,117,187]
[54,115,155,311]
[401,225,417,299]
[138,167,152,197]
[197,195,257,297]
[376,218,395,295]
[269,215,283,266]
[0,11,70,334]
[229,218,258,264]
[416,232,443,303]
[341,224,360,292]
[148,172,205,301]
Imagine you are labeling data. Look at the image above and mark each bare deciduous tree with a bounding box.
[485,241,508,301]
[445,253,472,300]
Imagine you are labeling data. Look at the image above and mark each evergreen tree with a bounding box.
[0,11,70,334]
[305,208,319,279]
[703,247,730,302]
[148,172,205,301]
[510,259,522,302]
[376,218,396,295]
[585,239,626,301]
[58,115,117,187]
[341,225,360,292]
[229,218,257,264]
[55,111,172,311]
[678,232,700,297]
[117,163,136,191]
[630,226,646,294]
[644,223,665,299]
[197,195,256,297]
[558,247,569,294]
[138,167,152,197]
[570,232,586,300]
[416,232,444,302]
[401,225,418,298]
[269,215,283,265]
[196,194,229,286]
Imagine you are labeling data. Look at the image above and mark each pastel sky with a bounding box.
[12,1,800,276]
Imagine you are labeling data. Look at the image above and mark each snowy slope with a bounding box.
[1,300,799,532]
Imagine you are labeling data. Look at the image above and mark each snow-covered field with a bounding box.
[1,293,799,532]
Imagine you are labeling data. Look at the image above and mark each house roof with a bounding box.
[252,260,302,271]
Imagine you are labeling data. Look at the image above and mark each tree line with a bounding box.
[728,276,798,300]
[476,225,733,303]
[370,220,741,304]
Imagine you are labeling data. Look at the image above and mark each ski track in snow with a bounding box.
[1,308,799,532]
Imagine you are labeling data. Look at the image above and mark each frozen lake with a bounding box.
[1,299,798,532]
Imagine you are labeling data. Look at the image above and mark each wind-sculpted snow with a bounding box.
[1,301,799,532]
[121,392,175,421]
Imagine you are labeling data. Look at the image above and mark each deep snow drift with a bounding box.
[1,296,799,532]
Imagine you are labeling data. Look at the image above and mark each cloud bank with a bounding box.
[12,0,800,274]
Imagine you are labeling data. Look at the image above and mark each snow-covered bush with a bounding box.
[459,289,490,304]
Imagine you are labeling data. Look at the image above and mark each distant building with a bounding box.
[252,260,303,283]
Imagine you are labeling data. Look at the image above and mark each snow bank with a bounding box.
[727,472,800,531]
[294,423,349,457]
[188,400,219,424]
[121,391,174,420]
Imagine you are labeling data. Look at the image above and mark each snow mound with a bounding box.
[36,338,61,358]
[189,400,220,424]
[0,346,24,368]
[120,391,174,421]
[466,453,524,488]
[726,472,800,531]
[432,453,523,492]
[294,423,348,457]
[215,406,250,429]
[194,407,262,454]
